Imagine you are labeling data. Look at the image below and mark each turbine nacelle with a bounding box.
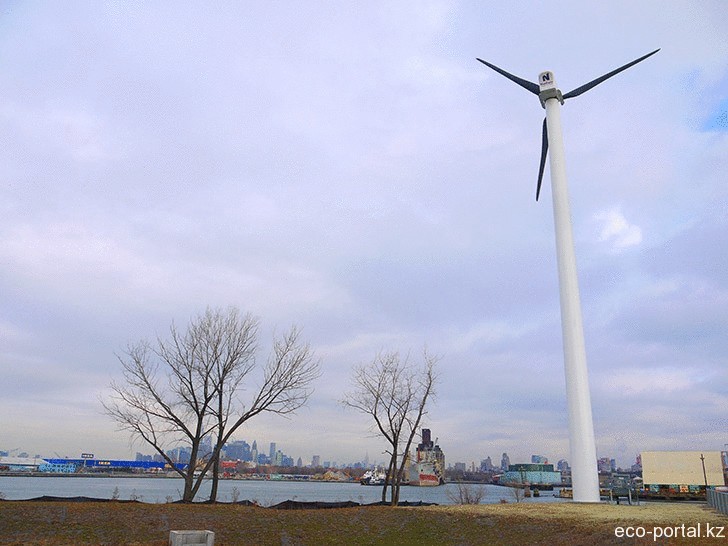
[538,71,563,108]
[476,49,659,201]
[539,71,556,89]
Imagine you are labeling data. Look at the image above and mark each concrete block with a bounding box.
[169,530,215,546]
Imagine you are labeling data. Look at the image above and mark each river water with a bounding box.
[0,475,566,506]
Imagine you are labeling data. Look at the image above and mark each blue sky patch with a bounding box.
[703,97,728,131]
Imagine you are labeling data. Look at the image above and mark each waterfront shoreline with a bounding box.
[2,474,553,506]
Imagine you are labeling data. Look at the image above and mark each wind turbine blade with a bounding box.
[476,58,539,95]
[536,118,548,201]
[562,49,660,100]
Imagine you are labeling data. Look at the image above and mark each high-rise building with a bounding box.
[296,457,303,468]
[631,454,642,472]
[273,450,284,466]
[166,446,191,464]
[200,435,213,459]
[224,440,251,461]
[597,457,616,474]
[269,442,276,460]
[311,455,321,467]
[501,452,510,471]
[251,441,258,466]
[480,456,494,472]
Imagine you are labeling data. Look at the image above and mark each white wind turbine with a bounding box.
[477,49,659,502]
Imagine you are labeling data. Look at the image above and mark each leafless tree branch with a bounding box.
[341,349,439,505]
[102,307,319,503]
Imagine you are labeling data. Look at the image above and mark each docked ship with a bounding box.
[360,467,386,486]
[410,428,444,486]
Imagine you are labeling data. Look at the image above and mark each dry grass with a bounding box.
[0,500,725,545]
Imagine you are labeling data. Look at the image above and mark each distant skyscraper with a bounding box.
[312,455,321,467]
[199,435,213,459]
[251,441,258,466]
[631,454,642,472]
[166,446,191,464]
[597,457,614,474]
[273,450,284,466]
[269,442,276,460]
[501,452,510,471]
[297,457,303,468]
[224,440,251,461]
[480,457,494,472]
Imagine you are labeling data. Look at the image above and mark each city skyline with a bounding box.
[1,3,727,470]
[0,438,659,472]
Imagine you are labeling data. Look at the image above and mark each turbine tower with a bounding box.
[477,49,658,502]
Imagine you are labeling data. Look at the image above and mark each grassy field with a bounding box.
[0,500,726,545]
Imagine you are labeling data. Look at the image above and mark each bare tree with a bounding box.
[102,307,319,503]
[509,485,526,503]
[446,482,487,505]
[191,309,257,502]
[205,324,319,501]
[342,350,438,506]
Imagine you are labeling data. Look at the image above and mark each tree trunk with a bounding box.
[389,448,399,506]
[393,461,408,505]
[181,441,203,503]
[208,426,224,502]
[182,472,195,503]
[381,455,396,503]
[208,456,220,502]
[393,467,401,506]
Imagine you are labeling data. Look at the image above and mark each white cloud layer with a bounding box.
[595,209,643,250]
[1,1,727,468]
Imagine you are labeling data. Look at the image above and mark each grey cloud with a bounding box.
[1,1,726,467]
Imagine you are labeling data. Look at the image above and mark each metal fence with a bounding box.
[707,489,728,516]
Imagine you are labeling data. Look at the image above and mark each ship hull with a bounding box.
[410,462,444,487]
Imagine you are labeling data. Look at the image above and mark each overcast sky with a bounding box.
[1,1,727,468]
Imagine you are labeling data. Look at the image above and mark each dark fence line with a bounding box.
[14,496,437,509]
[707,489,728,516]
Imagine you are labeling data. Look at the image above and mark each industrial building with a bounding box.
[0,456,186,473]
[641,450,728,497]
[500,463,562,488]
[0,456,47,472]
